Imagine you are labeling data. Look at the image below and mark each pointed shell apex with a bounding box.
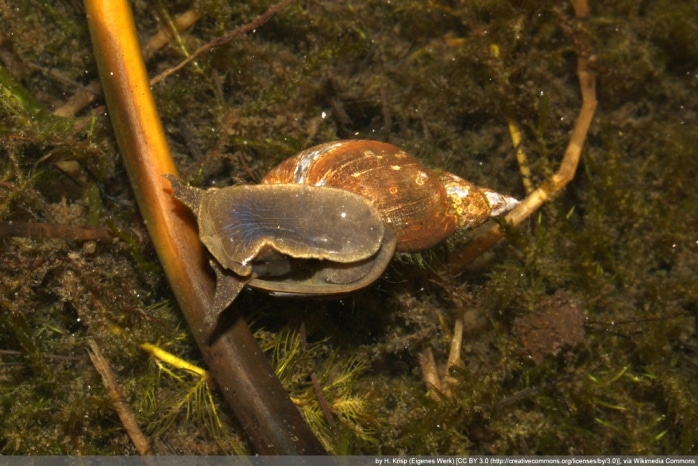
[438,172,518,229]
[481,188,519,217]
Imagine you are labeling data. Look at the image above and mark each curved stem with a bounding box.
[447,0,597,274]
[84,0,325,454]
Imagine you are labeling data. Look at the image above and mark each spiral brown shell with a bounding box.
[262,140,518,252]
[261,140,457,251]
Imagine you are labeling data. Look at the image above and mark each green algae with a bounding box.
[1,0,696,455]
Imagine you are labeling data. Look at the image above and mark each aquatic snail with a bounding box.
[165,139,517,322]
[165,175,398,321]
[261,140,518,251]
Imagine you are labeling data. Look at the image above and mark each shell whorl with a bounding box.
[262,140,518,251]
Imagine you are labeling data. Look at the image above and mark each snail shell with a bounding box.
[438,171,519,229]
[261,140,518,251]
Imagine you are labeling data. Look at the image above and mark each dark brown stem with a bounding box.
[84,0,325,454]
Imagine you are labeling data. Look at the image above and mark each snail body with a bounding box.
[165,176,384,276]
[165,174,397,321]
[262,140,517,251]
[165,140,516,324]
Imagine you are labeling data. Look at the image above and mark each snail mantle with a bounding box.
[165,175,398,325]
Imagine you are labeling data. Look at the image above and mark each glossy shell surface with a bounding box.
[262,140,456,251]
[438,172,492,229]
[262,140,519,251]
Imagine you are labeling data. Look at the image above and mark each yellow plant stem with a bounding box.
[489,43,533,194]
[507,119,534,194]
[84,0,324,454]
[140,343,209,379]
[447,0,597,274]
